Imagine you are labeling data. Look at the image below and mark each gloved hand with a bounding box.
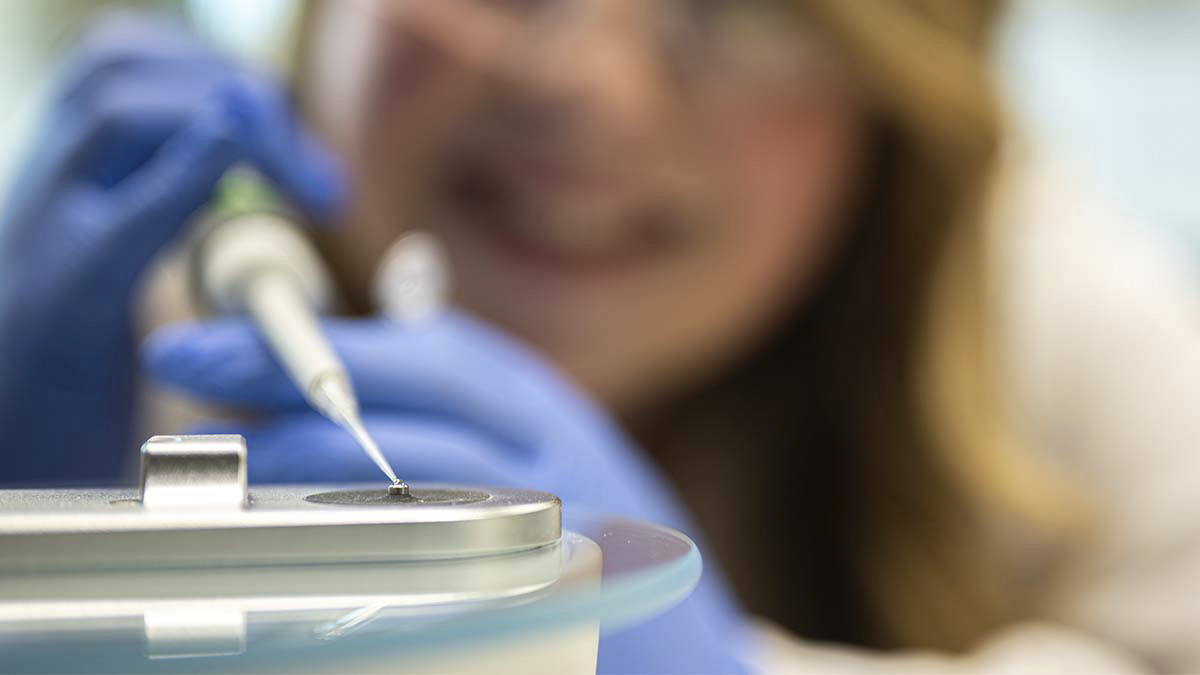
[143,311,747,674]
[0,11,344,483]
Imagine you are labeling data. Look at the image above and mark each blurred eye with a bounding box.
[692,0,801,28]
[683,0,812,51]
[473,0,555,17]
[684,0,821,79]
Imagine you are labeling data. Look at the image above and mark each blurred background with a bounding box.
[1,2,1199,671]
[3,0,1198,256]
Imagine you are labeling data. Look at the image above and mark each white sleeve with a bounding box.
[998,167,1200,672]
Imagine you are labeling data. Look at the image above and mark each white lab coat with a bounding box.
[746,159,1200,673]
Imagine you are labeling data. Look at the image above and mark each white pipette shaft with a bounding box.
[243,269,406,490]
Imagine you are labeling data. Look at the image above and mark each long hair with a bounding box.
[636,0,1082,651]
[805,0,1086,648]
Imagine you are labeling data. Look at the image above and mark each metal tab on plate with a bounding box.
[139,435,247,510]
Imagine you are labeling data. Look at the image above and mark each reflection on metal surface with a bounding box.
[312,604,387,642]
[0,540,565,623]
[143,607,246,659]
[0,484,561,569]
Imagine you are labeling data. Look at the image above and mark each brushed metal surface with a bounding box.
[0,484,561,570]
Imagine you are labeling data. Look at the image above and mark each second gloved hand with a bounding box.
[144,312,689,523]
[142,311,746,674]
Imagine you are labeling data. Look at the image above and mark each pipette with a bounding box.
[194,167,408,496]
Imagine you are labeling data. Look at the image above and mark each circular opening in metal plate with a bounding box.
[304,488,491,506]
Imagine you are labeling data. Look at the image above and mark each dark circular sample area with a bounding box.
[304,488,491,506]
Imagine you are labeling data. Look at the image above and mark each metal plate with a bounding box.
[0,484,560,571]
[304,488,490,506]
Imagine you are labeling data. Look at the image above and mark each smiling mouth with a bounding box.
[438,150,690,276]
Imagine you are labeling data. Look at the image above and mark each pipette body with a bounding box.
[195,172,407,493]
[242,260,405,491]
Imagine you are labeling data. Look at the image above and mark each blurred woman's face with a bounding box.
[310,0,868,413]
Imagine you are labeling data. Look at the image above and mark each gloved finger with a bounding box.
[146,317,301,407]
[98,71,345,265]
[142,313,584,450]
[54,65,232,190]
[4,61,229,228]
[226,412,525,486]
[55,11,224,107]
[206,70,347,220]
[28,17,341,212]
[8,12,228,211]
[92,98,242,266]
[8,63,343,287]
[149,319,695,526]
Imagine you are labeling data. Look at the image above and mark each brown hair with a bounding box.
[637,0,1081,652]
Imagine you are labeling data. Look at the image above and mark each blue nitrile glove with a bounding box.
[0,11,344,484]
[143,311,747,674]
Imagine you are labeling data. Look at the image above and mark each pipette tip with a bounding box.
[310,373,409,490]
